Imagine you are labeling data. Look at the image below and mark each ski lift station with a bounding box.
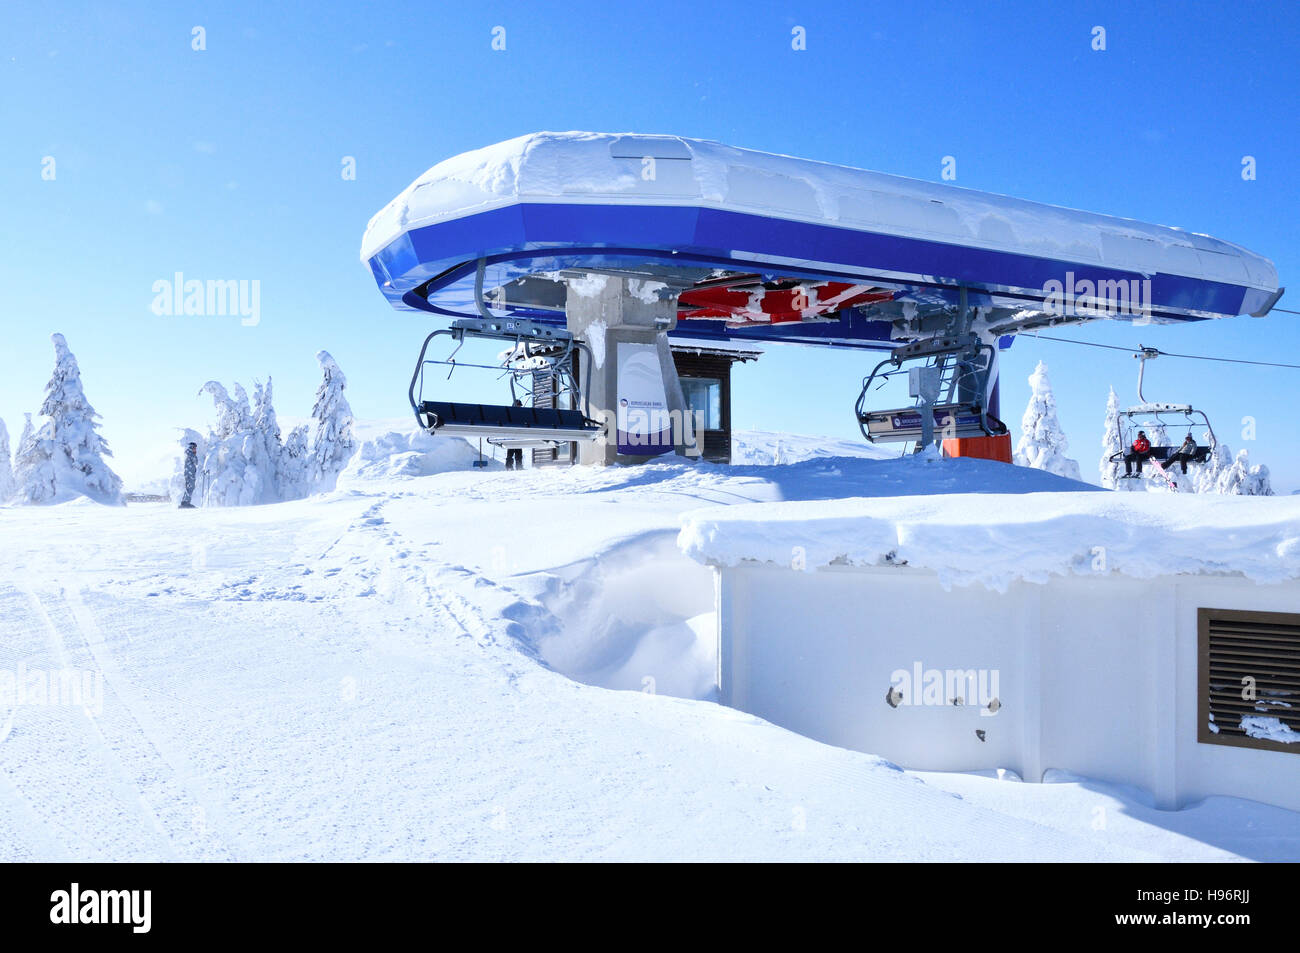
[362,133,1298,811]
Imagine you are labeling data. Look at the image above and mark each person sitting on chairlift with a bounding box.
[1166,432,1198,475]
[1124,430,1153,476]
[505,400,525,471]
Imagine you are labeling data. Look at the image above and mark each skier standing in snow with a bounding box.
[1123,430,1153,476]
[180,442,198,508]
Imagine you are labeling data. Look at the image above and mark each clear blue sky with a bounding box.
[2,1,1297,488]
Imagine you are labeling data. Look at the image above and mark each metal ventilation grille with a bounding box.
[1199,608,1300,753]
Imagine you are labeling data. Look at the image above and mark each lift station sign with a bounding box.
[617,342,673,456]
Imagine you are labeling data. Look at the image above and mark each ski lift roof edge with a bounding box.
[361,132,1282,344]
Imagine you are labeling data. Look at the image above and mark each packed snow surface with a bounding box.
[1,428,1294,860]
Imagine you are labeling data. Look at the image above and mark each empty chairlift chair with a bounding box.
[409,317,604,450]
[856,333,1007,450]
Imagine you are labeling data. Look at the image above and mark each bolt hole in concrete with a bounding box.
[528,533,717,700]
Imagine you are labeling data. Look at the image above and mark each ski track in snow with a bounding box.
[0,446,1294,861]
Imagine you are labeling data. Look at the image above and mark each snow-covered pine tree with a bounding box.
[33,333,123,504]
[253,378,281,451]
[1099,386,1123,488]
[280,424,311,501]
[13,412,55,504]
[0,418,15,502]
[1015,360,1081,481]
[309,350,356,492]
[248,378,284,501]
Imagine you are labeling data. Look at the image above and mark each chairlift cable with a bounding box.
[1028,332,1300,370]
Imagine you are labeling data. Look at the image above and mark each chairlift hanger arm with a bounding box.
[409,327,455,428]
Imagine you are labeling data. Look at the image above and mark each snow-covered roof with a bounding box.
[361,132,1279,294]
[679,492,1300,591]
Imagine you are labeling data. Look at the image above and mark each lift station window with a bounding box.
[681,377,722,431]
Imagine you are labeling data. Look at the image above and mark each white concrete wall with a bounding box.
[715,564,1300,813]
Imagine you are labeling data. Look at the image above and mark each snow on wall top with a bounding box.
[678,492,1300,592]
[360,132,1278,292]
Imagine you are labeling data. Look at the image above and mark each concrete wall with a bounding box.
[715,564,1300,812]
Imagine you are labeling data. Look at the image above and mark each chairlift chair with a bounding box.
[1108,347,1218,472]
[855,333,1008,449]
[409,315,604,450]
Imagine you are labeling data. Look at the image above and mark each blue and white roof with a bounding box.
[361,132,1283,347]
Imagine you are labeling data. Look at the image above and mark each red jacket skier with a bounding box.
[1124,431,1153,476]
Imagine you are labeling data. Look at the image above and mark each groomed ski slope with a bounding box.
[1,429,1296,862]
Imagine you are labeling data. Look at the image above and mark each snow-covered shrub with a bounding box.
[309,350,355,493]
[1015,361,1081,481]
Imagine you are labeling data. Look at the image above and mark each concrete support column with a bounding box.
[565,275,695,465]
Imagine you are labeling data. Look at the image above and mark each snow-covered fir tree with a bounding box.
[253,378,282,463]
[1099,387,1123,489]
[12,413,55,504]
[21,334,123,505]
[280,424,312,500]
[245,379,284,502]
[1015,361,1081,481]
[309,350,355,492]
[0,418,15,503]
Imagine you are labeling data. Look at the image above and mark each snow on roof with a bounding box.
[361,132,1278,293]
[679,492,1300,591]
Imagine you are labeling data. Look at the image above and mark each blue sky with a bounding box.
[2,1,1297,488]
